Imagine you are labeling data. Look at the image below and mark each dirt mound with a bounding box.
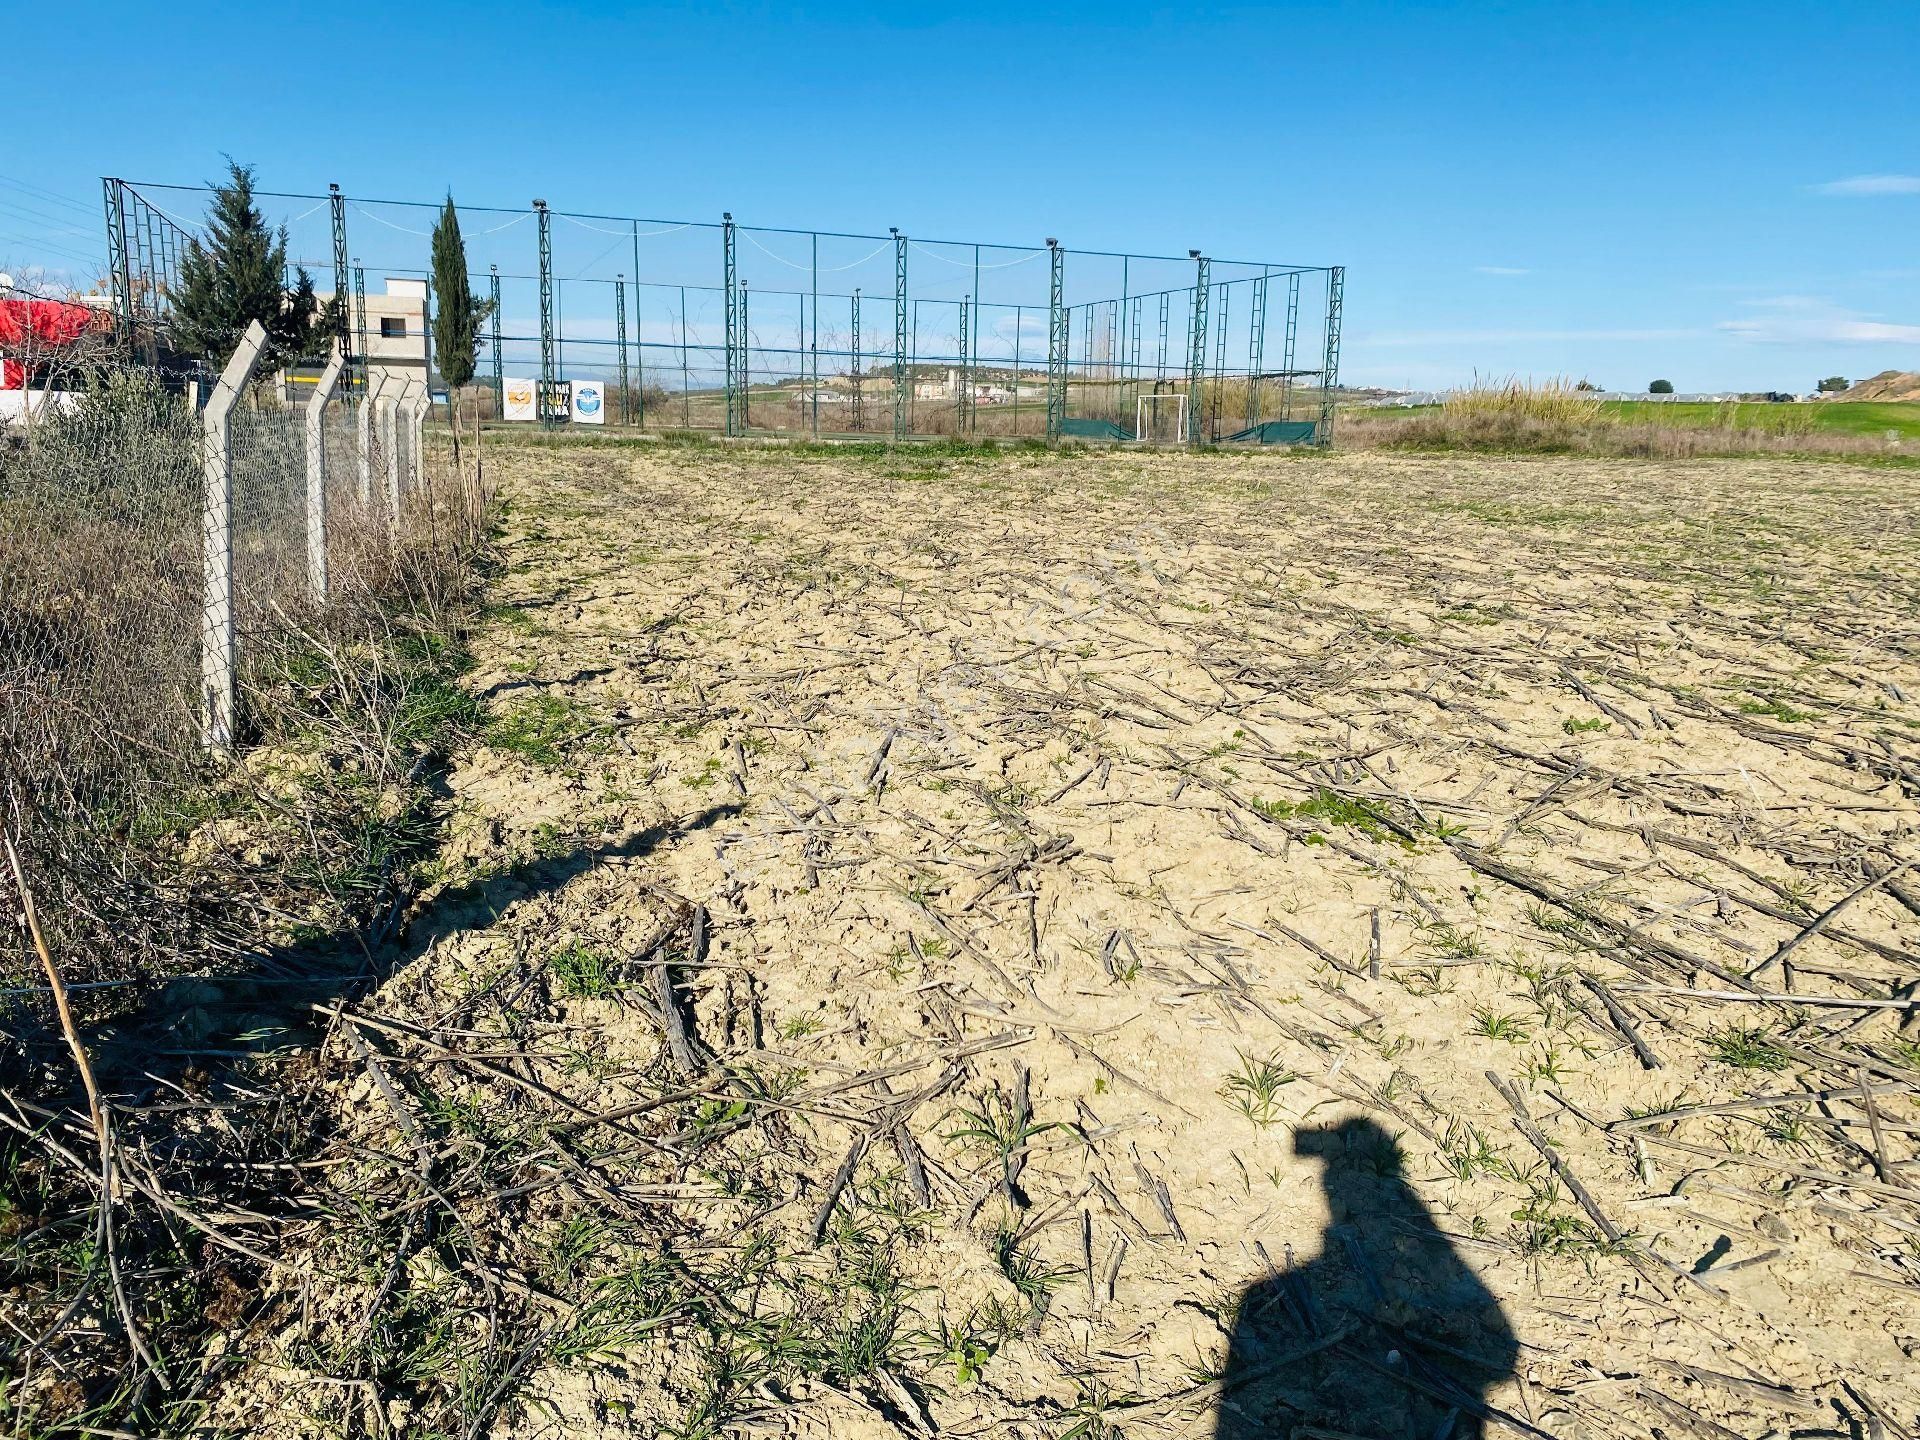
[1836,369,1920,401]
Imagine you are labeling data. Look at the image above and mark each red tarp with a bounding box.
[0,297,98,347]
[0,297,100,388]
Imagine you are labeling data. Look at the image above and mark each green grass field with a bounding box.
[1599,399,1920,438]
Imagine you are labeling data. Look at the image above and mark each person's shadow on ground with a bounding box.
[1214,1117,1523,1440]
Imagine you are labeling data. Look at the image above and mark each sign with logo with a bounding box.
[502,377,536,421]
[570,379,606,424]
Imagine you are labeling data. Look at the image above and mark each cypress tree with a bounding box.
[430,195,491,482]
[430,197,482,390]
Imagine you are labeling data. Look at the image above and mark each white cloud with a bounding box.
[1811,174,1920,196]
[1474,265,1530,276]
[1717,294,1920,344]
[1354,327,1699,348]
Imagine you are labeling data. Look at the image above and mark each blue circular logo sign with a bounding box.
[576,387,601,414]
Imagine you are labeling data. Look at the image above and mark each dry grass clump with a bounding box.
[1,371,490,1013]
[1441,374,1605,426]
[1345,377,1895,458]
[1,377,493,1429]
[1376,376,1604,452]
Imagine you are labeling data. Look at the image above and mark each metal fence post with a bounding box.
[722,214,738,436]
[489,265,503,416]
[1186,252,1210,448]
[615,276,630,425]
[305,341,344,602]
[1045,240,1065,441]
[891,228,907,440]
[201,320,269,755]
[329,185,351,391]
[1281,272,1301,422]
[850,289,864,432]
[102,178,134,344]
[810,232,820,439]
[1317,265,1344,447]
[535,200,555,428]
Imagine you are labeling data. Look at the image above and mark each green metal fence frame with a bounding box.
[101,177,1345,448]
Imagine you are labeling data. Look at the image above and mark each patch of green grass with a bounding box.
[1509,1178,1627,1268]
[1470,1006,1532,1044]
[487,692,592,765]
[1601,399,1920,440]
[992,1228,1073,1315]
[1418,919,1485,960]
[945,1092,1055,1198]
[1220,1051,1296,1126]
[484,602,558,637]
[393,675,485,753]
[1252,788,1408,846]
[1707,1025,1794,1072]
[1737,696,1816,725]
[550,942,619,998]
[778,1012,823,1040]
[1441,1120,1511,1183]
[1561,715,1611,735]
[681,756,723,789]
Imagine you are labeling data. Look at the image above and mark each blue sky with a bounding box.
[8,0,1918,392]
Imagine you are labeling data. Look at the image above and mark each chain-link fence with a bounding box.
[105,179,1346,447]
[1,337,479,999]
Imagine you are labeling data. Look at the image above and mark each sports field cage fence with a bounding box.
[102,177,1345,446]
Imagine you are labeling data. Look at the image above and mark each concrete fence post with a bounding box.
[357,382,375,506]
[378,391,401,525]
[406,388,429,496]
[200,319,269,755]
[305,340,344,602]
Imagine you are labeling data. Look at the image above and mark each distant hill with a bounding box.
[1833,369,1920,401]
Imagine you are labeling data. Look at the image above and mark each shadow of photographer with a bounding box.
[1214,1117,1523,1440]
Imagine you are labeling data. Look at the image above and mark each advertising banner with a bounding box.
[570,379,606,425]
[502,377,536,421]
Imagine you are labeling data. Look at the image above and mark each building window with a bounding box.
[380,317,406,338]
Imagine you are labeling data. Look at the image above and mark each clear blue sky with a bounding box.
[9,0,1918,392]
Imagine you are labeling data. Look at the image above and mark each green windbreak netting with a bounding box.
[1058,418,1136,441]
[1220,419,1319,445]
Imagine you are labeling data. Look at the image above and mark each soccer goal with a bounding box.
[1134,392,1188,444]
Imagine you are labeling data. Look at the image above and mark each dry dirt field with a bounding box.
[226,439,1920,1440]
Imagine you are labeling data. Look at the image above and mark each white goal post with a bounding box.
[1134,392,1188,444]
